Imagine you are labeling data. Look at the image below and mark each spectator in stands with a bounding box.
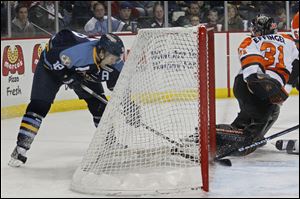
[130,1,157,17]
[140,3,168,29]
[174,15,191,27]
[174,2,200,27]
[207,1,224,18]
[188,1,201,18]
[190,15,200,26]
[255,1,284,19]
[90,1,100,12]
[208,1,224,9]
[228,4,243,31]
[237,1,257,24]
[197,1,210,23]
[117,1,137,32]
[168,1,188,13]
[59,1,73,28]
[84,2,125,36]
[43,1,72,29]
[275,7,287,31]
[27,1,55,36]
[71,1,94,31]
[206,9,223,31]
[112,1,140,20]
[12,4,36,38]
[44,2,60,22]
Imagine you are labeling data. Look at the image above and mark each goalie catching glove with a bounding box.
[246,73,289,104]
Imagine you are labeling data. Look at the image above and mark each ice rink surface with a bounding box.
[1,96,299,198]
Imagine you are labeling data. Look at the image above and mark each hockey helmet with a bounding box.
[291,12,299,41]
[97,33,125,57]
[250,14,277,37]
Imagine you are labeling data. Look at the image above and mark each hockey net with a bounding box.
[71,26,216,194]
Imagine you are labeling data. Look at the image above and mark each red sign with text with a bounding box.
[2,45,25,76]
[32,44,43,73]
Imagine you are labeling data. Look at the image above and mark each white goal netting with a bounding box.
[71,26,214,194]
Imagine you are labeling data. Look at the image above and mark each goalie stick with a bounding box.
[79,84,199,163]
[215,124,299,166]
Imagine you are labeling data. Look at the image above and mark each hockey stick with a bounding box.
[80,84,108,104]
[215,124,299,166]
[140,122,199,162]
[80,84,199,163]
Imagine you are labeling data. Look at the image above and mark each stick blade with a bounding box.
[214,158,232,166]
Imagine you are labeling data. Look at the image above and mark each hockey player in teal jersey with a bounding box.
[9,29,125,167]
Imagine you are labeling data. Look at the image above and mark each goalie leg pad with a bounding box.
[216,124,261,156]
[216,124,247,156]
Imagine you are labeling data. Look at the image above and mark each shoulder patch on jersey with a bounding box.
[239,37,252,49]
[60,54,71,67]
[280,34,294,42]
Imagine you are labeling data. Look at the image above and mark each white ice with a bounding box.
[1,96,299,198]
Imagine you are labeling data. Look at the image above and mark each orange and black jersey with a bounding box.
[238,33,298,85]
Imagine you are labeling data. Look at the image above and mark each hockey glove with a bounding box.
[246,73,289,104]
[62,72,84,89]
[288,59,299,91]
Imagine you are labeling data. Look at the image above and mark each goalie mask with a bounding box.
[250,15,277,37]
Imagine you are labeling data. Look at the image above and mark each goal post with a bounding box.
[71,25,216,194]
[198,26,216,192]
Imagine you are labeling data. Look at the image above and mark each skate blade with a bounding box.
[8,158,23,167]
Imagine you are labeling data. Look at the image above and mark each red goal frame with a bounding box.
[198,26,216,192]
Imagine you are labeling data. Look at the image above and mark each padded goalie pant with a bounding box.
[226,74,280,155]
[232,74,280,136]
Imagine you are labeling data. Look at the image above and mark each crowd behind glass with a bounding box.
[1,1,299,38]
